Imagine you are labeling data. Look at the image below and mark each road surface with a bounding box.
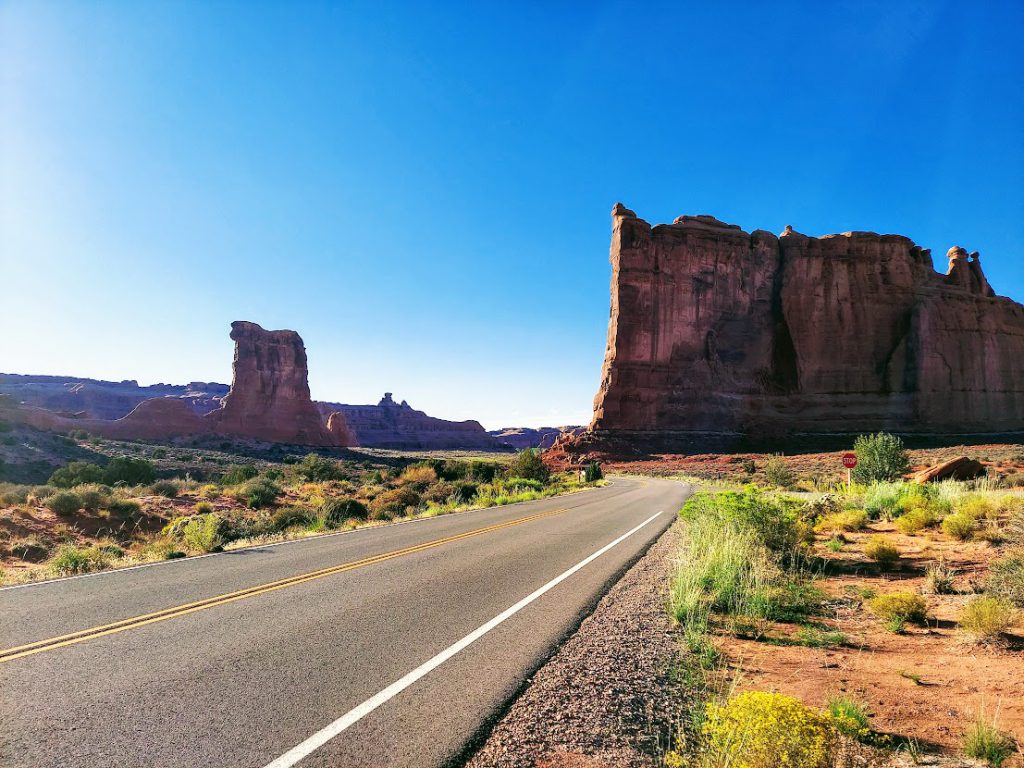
[0,476,691,768]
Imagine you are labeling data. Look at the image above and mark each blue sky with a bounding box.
[2,1,1022,429]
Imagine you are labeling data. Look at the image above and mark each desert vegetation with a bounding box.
[666,433,1023,767]
[0,443,601,584]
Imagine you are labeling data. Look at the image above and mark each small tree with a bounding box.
[583,463,603,483]
[506,449,550,483]
[103,456,156,486]
[852,432,910,484]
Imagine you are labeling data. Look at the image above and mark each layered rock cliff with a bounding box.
[319,393,501,450]
[584,204,1024,449]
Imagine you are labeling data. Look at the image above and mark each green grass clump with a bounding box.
[963,718,1017,767]
[867,591,927,631]
[988,552,1024,606]
[826,695,871,742]
[815,510,867,533]
[796,626,847,648]
[959,596,1016,644]
[924,559,957,595]
[182,513,225,552]
[863,535,899,567]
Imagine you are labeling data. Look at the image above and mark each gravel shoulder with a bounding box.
[466,518,686,768]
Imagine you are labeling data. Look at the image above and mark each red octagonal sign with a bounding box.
[842,452,858,469]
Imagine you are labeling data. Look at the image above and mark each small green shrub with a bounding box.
[764,454,796,488]
[46,491,82,517]
[963,718,1017,767]
[702,691,836,768]
[182,514,225,552]
[825,536,844,552]
[194,501,214,515]
[272,505,314,531]
[851,432,910,483]
[107,498,141,516]
[398,464,438,488]
[942,512,978,540]
[295,453,344,481]
[235,477,280,509]
[863,535,899,567]
[48,461,105,488]
[49,544,111,575]
[959,596,1016,643]
[368,487,422,520]
[868,591,927,630]
[76,485,109,512]
[320,497,368,526]
[895,506,940,535]
[150,480,180,498]
[504,477,544,492]
[583,462,603,482]
[103,456,156,486]
[221,464,259,485]
[505,449,550,483]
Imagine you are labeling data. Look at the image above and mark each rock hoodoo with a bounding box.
[580,204,1024,450]
[206,321,347,446]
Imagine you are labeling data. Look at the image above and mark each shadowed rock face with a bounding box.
[206,321,350,446]
[585,204,1024,449]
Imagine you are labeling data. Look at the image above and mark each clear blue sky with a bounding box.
[2,2,1022,429]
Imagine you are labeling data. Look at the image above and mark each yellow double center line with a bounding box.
[0,506,569,664]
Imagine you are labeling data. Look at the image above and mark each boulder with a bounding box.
[912,457,986,484]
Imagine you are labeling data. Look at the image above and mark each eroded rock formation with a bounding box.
[580,204,1024,450]
[206,321,346,446]
[319,394,500,450]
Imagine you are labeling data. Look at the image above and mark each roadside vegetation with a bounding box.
[0,446,603,584]
[665,432,1023,767]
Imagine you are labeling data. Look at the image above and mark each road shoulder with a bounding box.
[465,517,686,768]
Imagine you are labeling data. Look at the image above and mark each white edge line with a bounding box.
[262,509,665,768]
[0,479,628,592]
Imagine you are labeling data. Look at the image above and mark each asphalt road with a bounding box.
[0,476,692,768]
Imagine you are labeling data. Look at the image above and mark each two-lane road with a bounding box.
[0,477,691,767]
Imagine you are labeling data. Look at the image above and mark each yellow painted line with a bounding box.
[0,507,569,663]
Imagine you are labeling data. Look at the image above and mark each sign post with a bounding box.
[842,452,858,490]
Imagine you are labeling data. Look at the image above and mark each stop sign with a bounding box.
[842,452,858,469]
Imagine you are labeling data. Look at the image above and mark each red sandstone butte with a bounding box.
[205,321,351,447]
[578,203,1024,451]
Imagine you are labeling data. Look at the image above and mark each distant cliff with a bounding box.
[489,426,583,450]
[1,329,501,450]
[320,393,502,451]
[575,204,1024,451]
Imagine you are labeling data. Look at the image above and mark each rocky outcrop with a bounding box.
[320,394,502,450]
[205,321,347,446]
[489,426,584,450]
[580,204,1024,451]
[912,457,986,484]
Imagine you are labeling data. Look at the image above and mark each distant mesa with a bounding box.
[489,426,584,450]
[0,321,503,451]
[561,203,1024,455]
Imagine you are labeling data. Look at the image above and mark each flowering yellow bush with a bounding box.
[702,691,835,768]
